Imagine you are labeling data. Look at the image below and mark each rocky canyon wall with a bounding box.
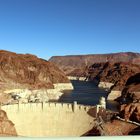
[49,52,140,102]
[49,52,140,76]
[0,110,17,136]
[88,62,140,101]
[0,50,72,103]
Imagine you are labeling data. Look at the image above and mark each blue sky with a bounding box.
[0,0,140,60]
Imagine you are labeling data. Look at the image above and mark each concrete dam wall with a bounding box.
[2,102,96,137]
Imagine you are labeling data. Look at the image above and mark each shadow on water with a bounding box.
[58,80,119,111]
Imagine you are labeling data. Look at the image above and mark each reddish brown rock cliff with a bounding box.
[122,73,140,101]
[49,52,140,76]
[88,62,140,91]
[0,50,69,91]
[0,110,17,136]
[120,103,140,123]
[102,120,138,136]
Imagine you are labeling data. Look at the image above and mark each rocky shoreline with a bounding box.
[2,83,74,104]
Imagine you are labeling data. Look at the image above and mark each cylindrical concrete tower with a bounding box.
[73,101,78,112]
[99,97,106,109]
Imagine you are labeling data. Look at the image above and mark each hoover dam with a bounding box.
[1,102,96,137]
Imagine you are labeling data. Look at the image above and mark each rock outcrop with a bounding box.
[98,82,114,89]
[107,91,122,100]
[88,62,140,100]
[49,52,140,76]
[0,110,17,136]
[0,50,71,103]
[121,73,140,102]
[120,103,140,123]
[88,62,140,90]
[102,120,138,136]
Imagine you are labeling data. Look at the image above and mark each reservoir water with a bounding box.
[58,80,119,111]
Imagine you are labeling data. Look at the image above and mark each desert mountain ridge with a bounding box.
[49,52,140,76]
[50,51,140,57]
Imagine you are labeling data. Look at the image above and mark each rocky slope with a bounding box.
[0,109,17,136]
[0,50,69,90]
[88,62,140,90]
[49,52,140,76]
[120,103,140,123]
[87,62,140,101]
[84,119,139,136]
[85,108,139,136]
[0,50,71,103]
[102,120,138,136]
[122,73,140,102]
